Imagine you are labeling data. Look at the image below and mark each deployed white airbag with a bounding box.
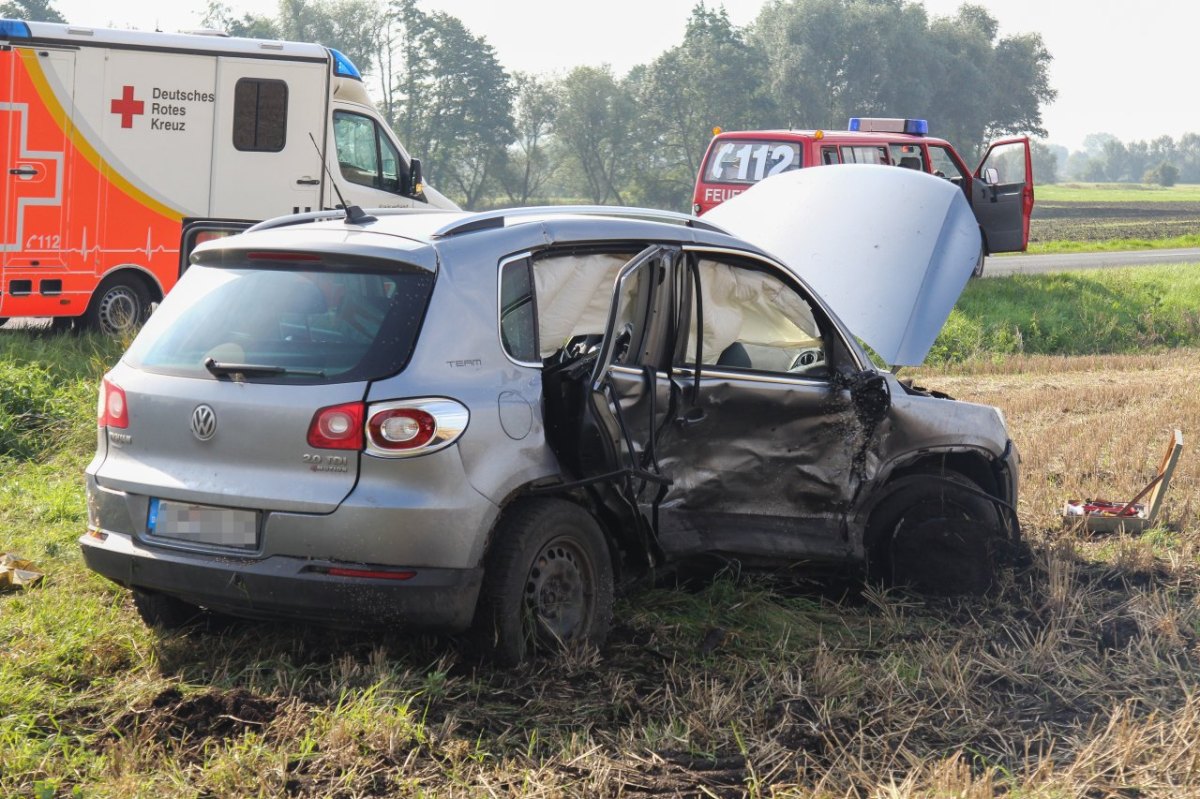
[705,164,981,366]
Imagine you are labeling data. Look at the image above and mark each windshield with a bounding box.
[704,139,803,185]
[125,264,434,384]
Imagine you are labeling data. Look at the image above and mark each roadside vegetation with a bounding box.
[931,263,1200,362]
[3,277,1200,795]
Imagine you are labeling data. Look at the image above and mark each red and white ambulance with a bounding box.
[693,118,1034,274]
[0,19,457,333]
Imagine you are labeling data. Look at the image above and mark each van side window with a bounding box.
[232,78,287,152]
[332,111,407,193]
[840,145,886,165]
[889,143,926,171]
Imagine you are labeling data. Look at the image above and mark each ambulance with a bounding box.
[692,118,1034,275]
[0,19,457,333]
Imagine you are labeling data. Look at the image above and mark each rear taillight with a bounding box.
[98,378,128,429]
[365,398,469,458]
[307,402,365,450]
[306,398,468,456]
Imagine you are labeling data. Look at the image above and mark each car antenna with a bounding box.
[308,133,376,225]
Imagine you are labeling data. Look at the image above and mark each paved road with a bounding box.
[984,247,1200,277]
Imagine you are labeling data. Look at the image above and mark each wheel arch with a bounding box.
[95,264,165,304]
[854,446,1015,556]
[486,481,644,582]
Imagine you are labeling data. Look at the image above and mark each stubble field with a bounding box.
[2,327,1200,797]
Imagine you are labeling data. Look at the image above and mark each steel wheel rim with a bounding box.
[98,286,140,334]
[524,535,595,643]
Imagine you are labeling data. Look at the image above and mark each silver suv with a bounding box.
[82,187,1018,663]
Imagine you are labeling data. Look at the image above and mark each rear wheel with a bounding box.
[867,471,1005,595]
[474,499,614,665]
[83,274,149,335]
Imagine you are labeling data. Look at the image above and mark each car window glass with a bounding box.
[981,141,1028,184]
[705,139,802,184]
[821,146,839,165]
[233,78,287,152]
[499,257,538,363]
[680,259,826,377]
[889,143,926,171]
[333,111,379,188]
[125,265,433,384]
[841,145,886,164]
[379,132,402,193]
[928,145,968,185]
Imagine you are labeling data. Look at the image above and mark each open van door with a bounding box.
[972,137,1033,254]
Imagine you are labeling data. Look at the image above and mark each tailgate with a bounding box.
[94,365,364,514]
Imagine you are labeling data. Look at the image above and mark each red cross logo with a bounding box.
[110,85,144,129]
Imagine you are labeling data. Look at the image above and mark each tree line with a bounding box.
[1055,133,1200,187]
[6,0,1058,210]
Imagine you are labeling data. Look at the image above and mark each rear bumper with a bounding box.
[79,530,483,630]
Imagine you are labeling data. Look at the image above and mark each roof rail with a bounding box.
[431,205,729,239]
[244,207,444,234]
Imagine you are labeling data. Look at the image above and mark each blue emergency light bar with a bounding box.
[328,48,362,80]
[849,117,929,136]
[0,19,32,38]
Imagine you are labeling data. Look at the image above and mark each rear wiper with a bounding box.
[203,357,326,379]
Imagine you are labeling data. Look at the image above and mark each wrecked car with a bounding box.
[80,166,1019,663]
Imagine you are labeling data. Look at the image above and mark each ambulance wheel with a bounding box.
[85,275,149,336]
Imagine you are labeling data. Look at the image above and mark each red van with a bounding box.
[693,118,1034,271]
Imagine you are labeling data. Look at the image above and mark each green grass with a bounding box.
[929,263,1200,362]
[1037,183,1200,203]
[1026,232,1200,255]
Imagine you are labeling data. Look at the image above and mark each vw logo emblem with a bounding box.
[191,405,217,441]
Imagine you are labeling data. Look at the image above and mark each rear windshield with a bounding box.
[124,264,434,384]
[704,139,803,185]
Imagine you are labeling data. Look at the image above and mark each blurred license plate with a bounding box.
[147,498,258,549]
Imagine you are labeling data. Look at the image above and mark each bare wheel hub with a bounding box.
[525,537,592,642]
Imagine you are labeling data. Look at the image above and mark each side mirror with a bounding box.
[409,158,424,197]
[850,370,891,427]
[981,167,1000,185]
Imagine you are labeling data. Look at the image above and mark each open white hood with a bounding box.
[705,164,981,366]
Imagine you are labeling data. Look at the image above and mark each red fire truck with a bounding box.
[693,118,1034,274]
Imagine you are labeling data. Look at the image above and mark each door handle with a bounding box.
[296,178,320,186]
[9,167,37,177]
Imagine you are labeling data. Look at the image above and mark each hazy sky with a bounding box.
[47,0,1198,151]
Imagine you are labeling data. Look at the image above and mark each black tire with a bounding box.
[972,250,986,278]
[0,317,8,328]
[474,499,614,665]
[83,274,149,336]
[132,589,206,630]
[867,471,1005,595]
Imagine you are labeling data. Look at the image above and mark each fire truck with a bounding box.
[0,19,457,333]
[693,118,1034,275]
